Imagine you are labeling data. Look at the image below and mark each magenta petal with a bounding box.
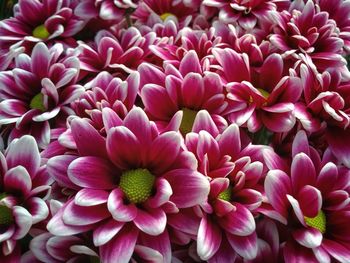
[218,124,241,158]
[100,224,138,263]
[292,130,310,157]
[164,169,209,208]
[26,197,49,224]
[322,239,350,263]
[293,227,322,248]
[134,208,166,236]
[93,219,124,246]
[4,166,32,196]
[287,195,306,226]
[182,73,204,109]
[62,201,110,226]
[75,189,109,206]
[291,153,316,193]
[317,162,338,193]
[147,178,172,208]
[220,203,255,236]
[68,156,116,189]
[284,241,319,262]
[148,131,181,174]
[179,50,202,75]
[134,245,163,262]
[138,230,171,262]
[124,107,152,146]
[106,126,141,169]
[108,188,137,222]
[71,118,108,159]
[47,155,78,189]
[298,185,322,218]
[264,170,291,218]
[6,135,40,178]
[226,232,258,260]
[12,206,32,239]
[326,127,350,168]
[31,42,49,79]
[197,215,222,260]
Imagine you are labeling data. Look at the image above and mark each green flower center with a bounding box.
[218,187,232,202]
[304,210,326,234]
[180,108,198,134]
[32,24,50,39]
[0,205,13,226]
[119,168,155,204]
[30,93,46,111]
[160,12,175,21]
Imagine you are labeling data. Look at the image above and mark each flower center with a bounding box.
[180,108,198,134]
[304,210,326,234]
[119,168,155,204]
[160,12,175,21]
[30,93,46,111]
[32,24,50,39]
[218,187,232,202]
[0,205,13,226]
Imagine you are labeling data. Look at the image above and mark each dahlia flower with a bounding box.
[203,0,277,30]
[263,131,350,262]
[46,107,209,262]
[0,135,51,258]
[139,50,228,134]
[0,42,84,148]
[213,47,302,132]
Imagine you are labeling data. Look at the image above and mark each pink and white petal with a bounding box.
[226,232,258,260]
[99,224,138,263]
[68,156,116,189]
[134,245,163,262]
[322,239,350,263]
[32,107,60,122]
[284,241,319,263]
[0,225,15,243]
[192,110,220,136]
[218,124,241,158]
[107,188,137,222]
[26,197,49,224]
[29,233,57,263]
[197,215,222,260]
[75,189,109,207]
[106,126,142,169]
[47,155,78,189]
[62,201,110,226]
[139,63,166,89]
[164,169,210,208]
[298,185,322,218]
[12,206,32,239]
[31,42,49,79]
[292,130,310,157]
[93,219,125,247]
[4,166,32,196]
[264,170,291,218]
[208,235,237,263]
[179,50,202,76]
[182,73,204,109]
[134,208,166,236]
[71,118,108,158]
[220,203,255,236]
[313,246,331,263]
[6,135,40,177]
[287,195,306,226]
[124,107,152,146]
[147,178,173,208]
[316,162,338,194]
[291,153,316,193]
[326,127,350,168]
[292,227,323,248]
[138,230,171,263]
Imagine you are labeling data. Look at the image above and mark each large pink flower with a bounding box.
[185,124,263,261]
[46,107,209,262]
[0,42,84,148]
[213,47,302,132]
[263,131,350,262]
[139,50,228,134]
[0,135,51,258]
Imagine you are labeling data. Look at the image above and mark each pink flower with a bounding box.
[213,47,302,132]
[0,135,51,257]
[269,0,346,72]
[203,0,277,30]
[185,124,263,261]
[46,107,209,262]
[0,42,84,148]
[139,50,228,134]
[263,131,350,262]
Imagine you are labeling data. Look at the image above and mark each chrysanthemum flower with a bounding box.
[139,50,228,134]
[269,0,346,72]
[213,47,302,132]
[203,0,277,30]
[0,135,51,258]
[263,131,350,262]
[0,0,86,57]
[75,0,138,21]
[46,107,209,262]
[185,124,263,261]
[0,42,84,148]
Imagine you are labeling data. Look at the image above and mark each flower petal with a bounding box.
[108,188,137,222]
[93,219,124,247]
[226,232,258,260]
[134,208,166,236]
[293,227,323,248]
[197,215,222,260]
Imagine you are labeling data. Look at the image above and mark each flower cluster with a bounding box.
[0,0,350,262]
